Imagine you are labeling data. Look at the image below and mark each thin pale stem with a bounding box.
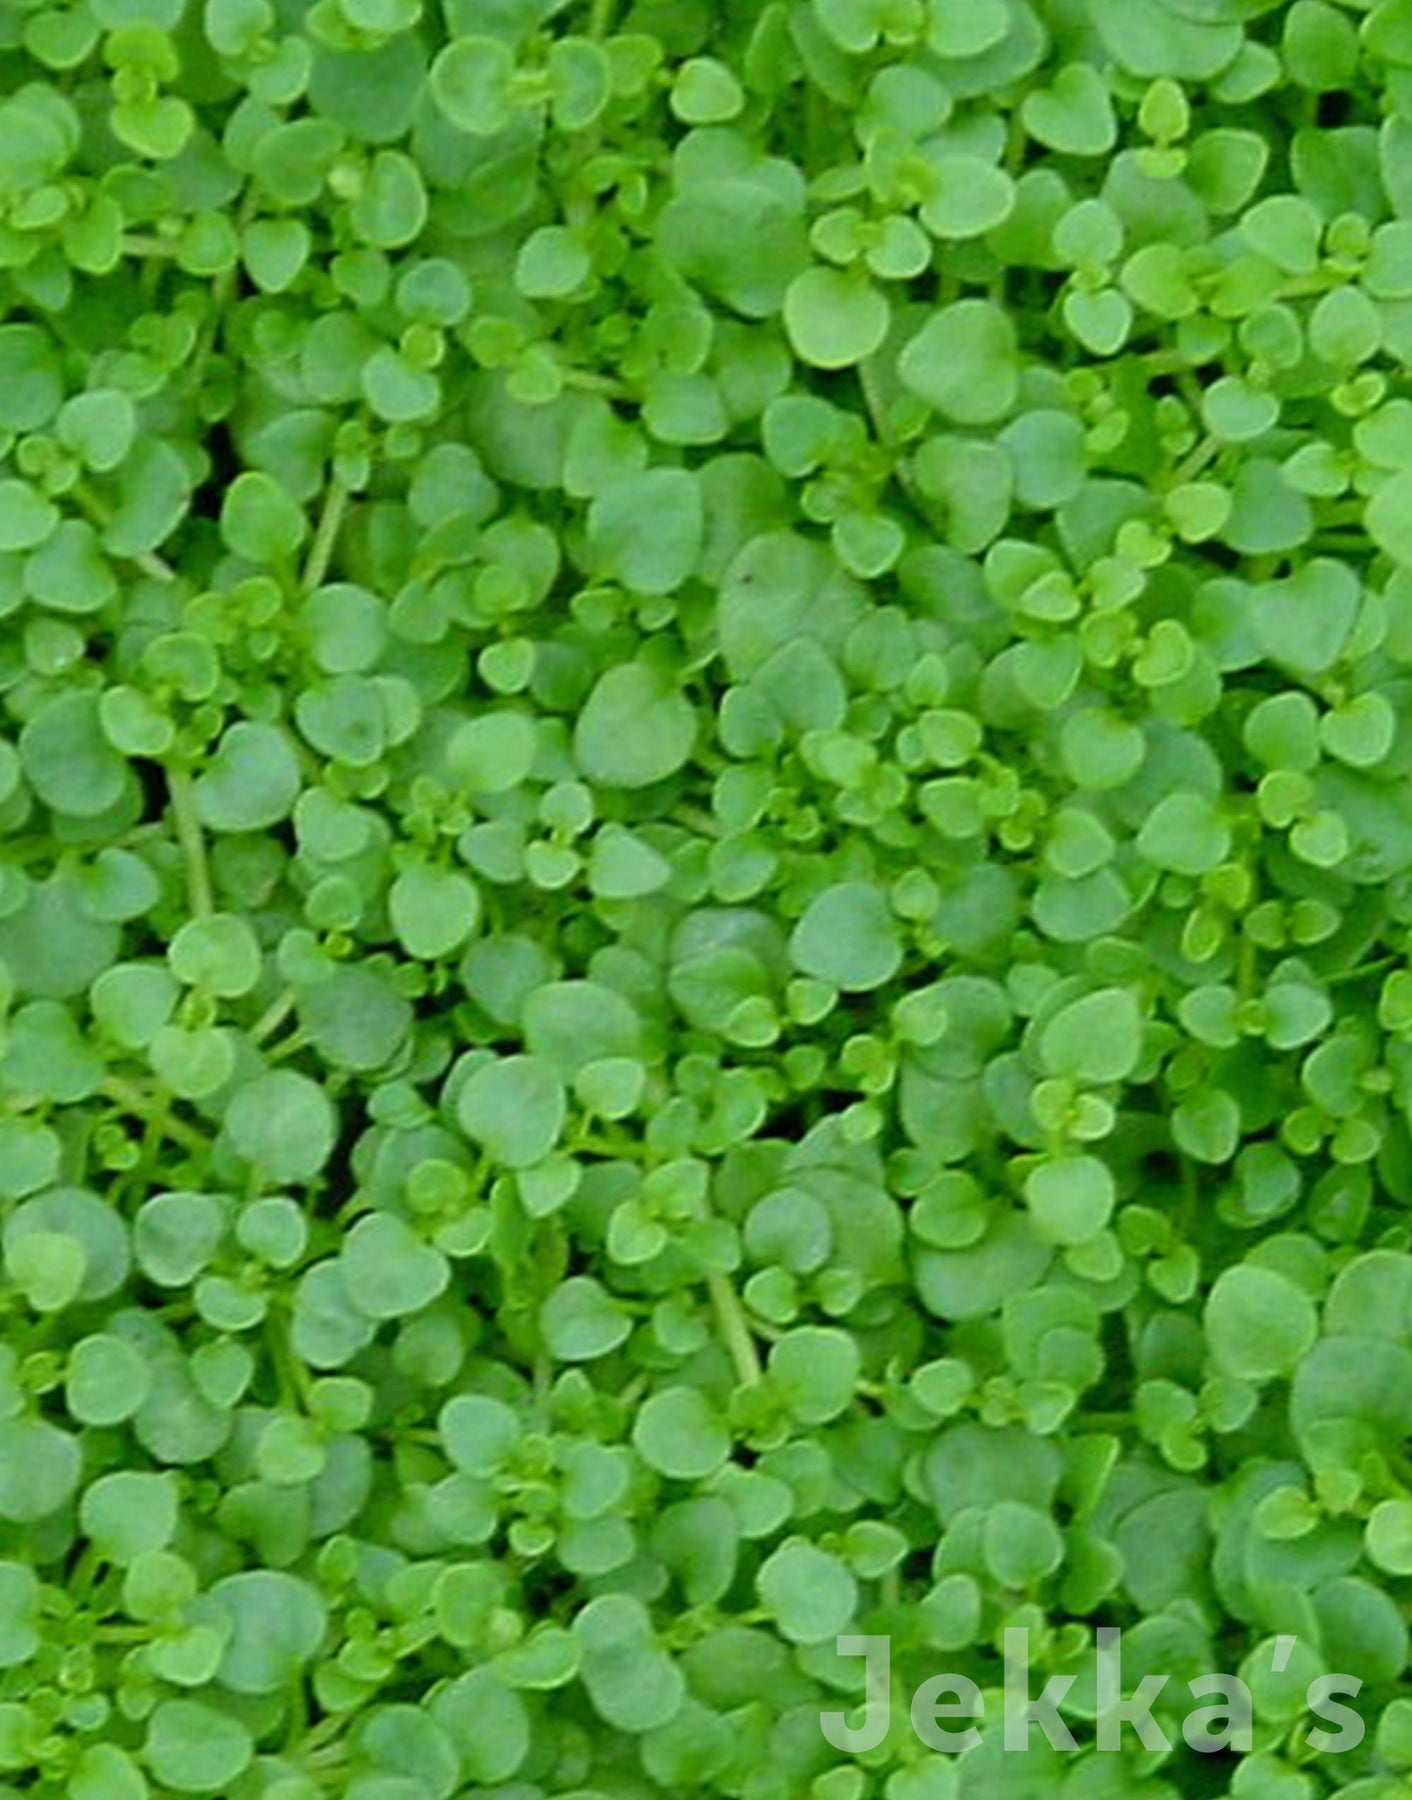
[121,234,180,258]
[251,990,298,1045]
[188,182,258,388]
[707,1269,763,1387]
[167,767,214,919]
[563,369,631,398]
[101,1078,210,1158]
[1170,435,1221,487]
[73,481,176,582]
[265,1311,314,1409]
[857,357,948,534]
[302,476,349,591]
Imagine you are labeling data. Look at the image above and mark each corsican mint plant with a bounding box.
[2,0,1412,1796]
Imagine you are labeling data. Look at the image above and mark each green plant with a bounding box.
[3,0,1412,1796]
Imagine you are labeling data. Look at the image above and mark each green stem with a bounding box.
[251,990,298,1045]
[284,1675,310,1757]
[858,357,949,537]
[121,233,179,258]
[1169,435,1221,486]
[302,476,349,592]
[266,1311,313,1410]
[333,1191,371,1228]
[618,1370,651,1411]
[188,183,257,389]
[707,1269,763,1387]
[100,1079,210,1158]
[68,1543,101,1598]
[562,369,631,399]
[73,481,176,583]
[121,1088,171,1203]
[1005,107,1028,175]
[1177,1155,1200,1239]
[302,1713,350,1753]
[1309,532,1373,552]
[1236,927,1257,1003]
[672,803,720,838]
[1328,954,1398,988]
[1140,350,1201,375]
[857,356,895,450]
[167,767,214,919]
[569,1127,636,1158]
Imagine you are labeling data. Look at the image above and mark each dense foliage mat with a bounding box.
[10,0,1412,1796]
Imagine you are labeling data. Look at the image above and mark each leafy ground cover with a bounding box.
[5,0,1412,1796]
